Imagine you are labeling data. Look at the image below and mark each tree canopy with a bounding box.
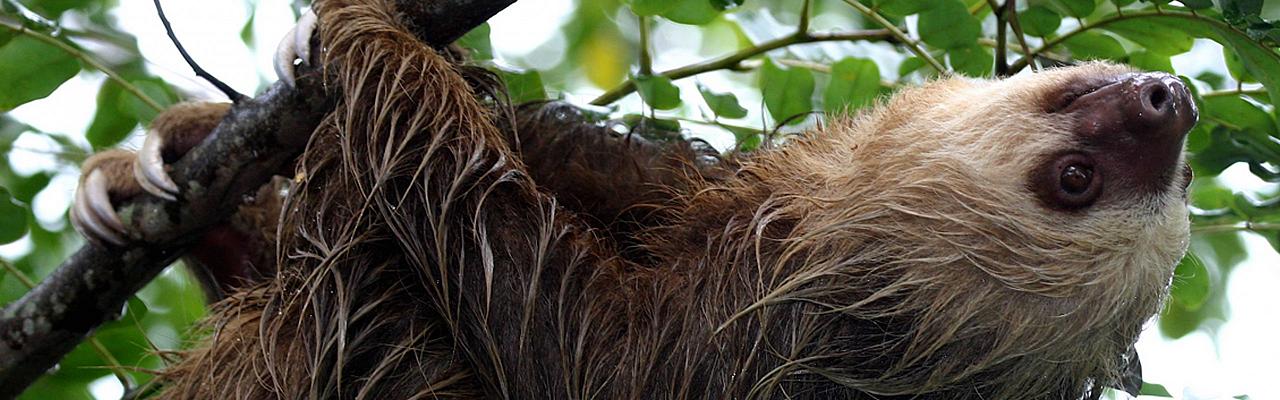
[1,0,1279,398]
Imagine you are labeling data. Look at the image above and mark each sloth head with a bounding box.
[753,62,1197,395]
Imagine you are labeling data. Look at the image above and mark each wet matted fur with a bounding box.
[158,0,1191,398]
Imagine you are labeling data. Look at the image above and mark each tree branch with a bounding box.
[0,1,514,397]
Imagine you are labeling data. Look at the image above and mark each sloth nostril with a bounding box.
[1147,85,1170,111]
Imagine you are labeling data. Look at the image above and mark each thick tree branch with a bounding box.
[0,1,513,397]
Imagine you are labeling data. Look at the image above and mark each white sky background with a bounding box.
[1,1,1278,399]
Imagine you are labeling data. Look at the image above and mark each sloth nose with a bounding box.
[1122,73,1197,144]
[1060,71,1199,194]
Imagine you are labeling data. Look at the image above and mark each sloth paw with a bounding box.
[72,150,144,246]
[134,102,232,202]
[73,102,231,246]
[274,9,318,86]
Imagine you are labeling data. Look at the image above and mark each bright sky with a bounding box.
[2,1,1278,399]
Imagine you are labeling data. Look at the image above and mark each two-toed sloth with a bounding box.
[71,0,1197,398]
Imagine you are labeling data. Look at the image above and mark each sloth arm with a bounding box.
[297,1,651,395]
[72,103,280,302]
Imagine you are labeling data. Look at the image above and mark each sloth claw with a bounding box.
[135,128,179,201]
[274,10,318,86]
[71,169,128,246]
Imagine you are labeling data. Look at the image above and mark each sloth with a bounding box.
[70,0,1198,398]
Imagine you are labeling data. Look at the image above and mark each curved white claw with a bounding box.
[134,128,179,201]
[273,10,318,87]
[273,23,301,86]
[72,169,127,246]
[295,11,317,65]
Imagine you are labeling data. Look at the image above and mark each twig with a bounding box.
[1192,221,1280,234]
[735,59,899,89]
[1004,0,1037,72]
[591,29,894,105]
[1201,88,1268,98]
[637,14,653,76]
[798,0,812,33]
[152,0,245,102]
[991,0,1008,76]
[840,0,946,73]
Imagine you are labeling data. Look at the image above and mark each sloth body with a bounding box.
[71,0,1197,398]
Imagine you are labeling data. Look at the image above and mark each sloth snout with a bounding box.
[1124,72,1197,144]
[1056,71,1200,197]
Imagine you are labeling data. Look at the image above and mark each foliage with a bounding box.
[1,0,1278,398]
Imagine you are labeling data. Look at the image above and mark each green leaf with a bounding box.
[7,171,52,203]
[118,79,176,124]
[1224,47,1257,84]
[1170,252,1211,311]
[1203,95,1275,134]
[1196,71,1227,89]
[0,29,14,48]
[0,187,27,244]
[1190,126,1254,176]
[918,0,981,49]
[1128,50,1174,73]
[627,0,678,16]
[724,124,763,151]
[698,83,748,119]
[824,57,881,113]
[26,0,93,17]
[663,0,721,25]
[1180,0,1214,9]
[457,23,493,60]
[948,44,993,77]
[1205,22,1280,117]
[0,36,80,111]
[1139,382,1174,397]
[240,11,256,44]
[0,115,28,148]
[99,296,151,334]
[1220,0,1263,24]
[1063,31,1126,61]
[634,74,682,110]
[877,0,939,17]
[1045,0,1096,18]
[898,57,926,76]
[86,80,139,150]
[1111,0,1137,6]
[760,59,815,125]
[1019,6,1062,37]
[498,68,547,104]
[1103,18,1195,55]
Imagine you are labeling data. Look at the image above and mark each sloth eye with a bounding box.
[1060,165,1093,194]
[1031,153,1103,210]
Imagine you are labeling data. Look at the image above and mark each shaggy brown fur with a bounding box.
[152,0,1192,398]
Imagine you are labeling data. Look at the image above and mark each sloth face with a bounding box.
[1030,68,1197,212]
[803,63,1196,296]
